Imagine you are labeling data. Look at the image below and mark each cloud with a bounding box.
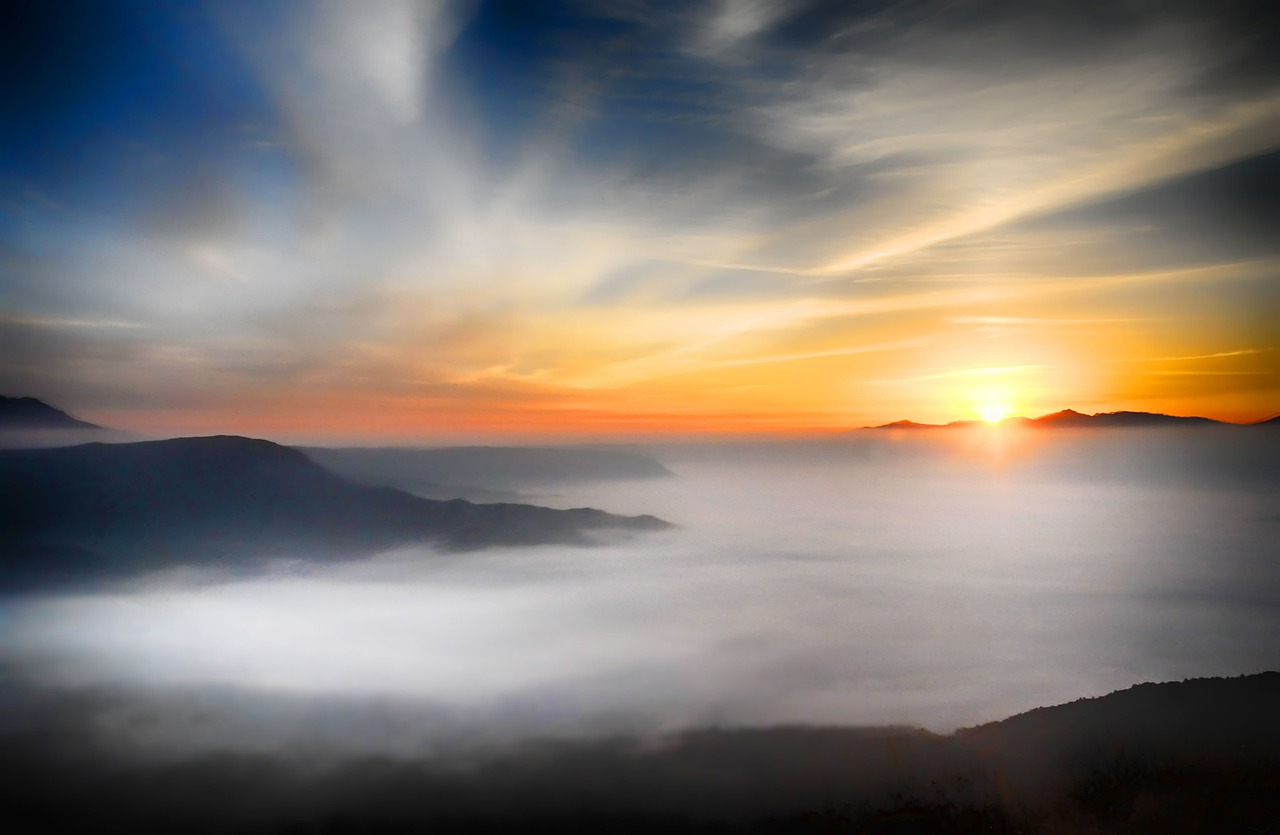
[0,313,146,330]
[751,34,1280,278]
[862,364,1047,385]
[948,317,1141,327]
[1138,349,1266,362]
[696,0,793,52]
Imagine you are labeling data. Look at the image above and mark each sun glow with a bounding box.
[979,403,1012,423]
[967,381,1021,424]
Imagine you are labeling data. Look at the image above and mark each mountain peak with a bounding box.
[870,419,942,430]
[0,395,102,430]
[865,408,1231,430]
[1033,408,1092,424]
[0,435,672,591]
[1043,409,1217,427]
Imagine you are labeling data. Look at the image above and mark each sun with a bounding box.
[970,383,1018,423]
[979,403,1012,423]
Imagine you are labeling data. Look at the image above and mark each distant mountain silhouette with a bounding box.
[0,395,101,430]
[1027,408,1218,428]
[870,408,1230,430]
[868,419,947,430]
[0,672,1275,833]
[0,436,670,591]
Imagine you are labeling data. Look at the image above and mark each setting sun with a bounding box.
[979,403,1012,423]
[969,383,1018,424]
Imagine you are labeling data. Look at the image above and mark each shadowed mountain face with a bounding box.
[0,396,100,430]
[0,436,669,591]
[0,396,128,449]
[0,672,1275,833]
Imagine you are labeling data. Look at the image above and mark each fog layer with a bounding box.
[3,427,1277,758]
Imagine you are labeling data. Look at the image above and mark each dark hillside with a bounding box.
[0,395,102,430]
[0,436,669,590]
[0,673,1276,832]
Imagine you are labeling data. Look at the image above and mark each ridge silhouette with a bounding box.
[0,395,101,430]
[869,408,1239,430]
[0,435,670,591]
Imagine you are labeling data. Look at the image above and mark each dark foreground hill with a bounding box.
[0,673,1275,833]
[0,435,669,591]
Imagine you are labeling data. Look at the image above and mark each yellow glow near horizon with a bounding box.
[979,403,1012,423]
[967,383,1020,425]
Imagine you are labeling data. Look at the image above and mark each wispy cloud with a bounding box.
[1148,369,1277,376]
[0,312,147,330]
[1135,348,1265,362]
[863,365,1048,385]
[949,317,1142,327]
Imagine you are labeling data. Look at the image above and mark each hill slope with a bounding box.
[0,435,669,590]
[0,672,1276,832]
[0,395,101,430]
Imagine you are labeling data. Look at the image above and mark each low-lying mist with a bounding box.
[3,426,1277,767]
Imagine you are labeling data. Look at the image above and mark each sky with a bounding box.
[1,0,1278,441]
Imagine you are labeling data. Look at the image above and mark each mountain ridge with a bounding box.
[867,408,1268,430]
[0,434,670,591]
[0,395,102,430]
